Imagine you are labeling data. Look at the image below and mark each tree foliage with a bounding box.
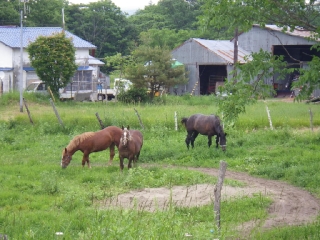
[65,0,137,58]
[218,51,288,124]
[199,0,320,123]
[125,45,188,100]
[0,0,20,26]
[0,0,68,27]
[27,32,77,96]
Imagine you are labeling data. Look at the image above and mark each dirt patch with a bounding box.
[102,167,320,231]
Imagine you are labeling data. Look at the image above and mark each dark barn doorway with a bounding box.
[199,65,227,95]
[273,45,320,97]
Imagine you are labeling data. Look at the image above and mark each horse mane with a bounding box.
[66,132,95,151]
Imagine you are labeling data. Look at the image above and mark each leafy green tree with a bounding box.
[199,0,320,123]
[0,0,68,27]
[139,28,193,49]
[27,32,77,97]
[25,0,67,27]
[128,0,201,33]
[65,0,137,59]
[105,53,132,77]
[125,45,188,99]
[0,0,20,25]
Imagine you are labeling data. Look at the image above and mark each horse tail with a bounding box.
[181,117,188,128]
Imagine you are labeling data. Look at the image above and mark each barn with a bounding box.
[235,24,320,97]
[171,38,251,96]
[172,26,320,98]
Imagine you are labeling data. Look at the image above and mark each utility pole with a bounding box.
[19,8,23,112]
[233,26,238,83]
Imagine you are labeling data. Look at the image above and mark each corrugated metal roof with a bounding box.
[254,24,318,40]
[0,26,96,49]
[192,38,251,64]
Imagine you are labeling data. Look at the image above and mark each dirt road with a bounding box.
[104,166,320,231]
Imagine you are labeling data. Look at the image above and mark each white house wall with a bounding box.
[0,43,13,68]
[8,48,91,91]
[12,48,29,91]
[75,49,91,66]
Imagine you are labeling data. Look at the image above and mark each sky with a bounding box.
[68,0,159,14]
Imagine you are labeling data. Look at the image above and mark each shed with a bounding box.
[235,25,320,97]
[171,38,251,96]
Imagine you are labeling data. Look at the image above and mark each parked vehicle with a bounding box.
[26,78,132,101]
[97,78,132,101]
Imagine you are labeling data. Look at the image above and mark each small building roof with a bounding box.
[0,26,96,49]
[88,55,104,65]
[191,38,251,64]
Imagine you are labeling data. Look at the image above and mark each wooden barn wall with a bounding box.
[236,26,316,53]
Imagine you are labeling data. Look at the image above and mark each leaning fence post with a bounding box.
[23,98,34,125]
[214,160,227,231]
[95,112,105,129]
[134,108,145,129]
[266,105,273,130]
[50,98,64,127]
[309,108,313,132]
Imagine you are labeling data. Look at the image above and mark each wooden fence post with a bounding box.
[134,108,145,129]
[23,98,34,125]
[214,160,228,231]
[50,98,64,127]
[309,108,313,132]
[266,105,273,130]
[47,86,55,102]
[95,112,105,129]
[174,111,178,131]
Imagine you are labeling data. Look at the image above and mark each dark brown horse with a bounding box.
[61,126,123,168]
[181,114,227,151]
[118,126,143,171]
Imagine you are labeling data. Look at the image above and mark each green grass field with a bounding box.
[0,92,320,239]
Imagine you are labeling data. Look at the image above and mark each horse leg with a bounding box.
[207,135,212,148]
[133,151,140,168]
[185,131,193,149]
[191,132,199,148]
[82,153,91,168]
[119,156,124,172]
[215,135,219,148]
[108,143,115,166]
[128,156,133,169]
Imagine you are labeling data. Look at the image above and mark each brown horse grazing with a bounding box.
[118,126,143,171]
[181,114,227,151]
[61,126,123,168]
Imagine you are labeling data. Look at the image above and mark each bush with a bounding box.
[118,87,149,103]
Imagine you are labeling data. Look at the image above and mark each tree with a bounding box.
[105,53,131,77]
[0,0,20,26]
[0,0,68,27]
[128,0,201,32]
[27,32,78,96]
[199,0,320,123]
[65,0,137,59]
[125,45,188,100]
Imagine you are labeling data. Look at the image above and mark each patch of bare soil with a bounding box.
[102,167,320,233]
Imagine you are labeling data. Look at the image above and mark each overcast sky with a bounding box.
[68,0,159,14]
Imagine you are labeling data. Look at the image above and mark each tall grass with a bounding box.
[0,92,320,239]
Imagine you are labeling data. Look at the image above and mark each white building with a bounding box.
[0,26,106,94]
